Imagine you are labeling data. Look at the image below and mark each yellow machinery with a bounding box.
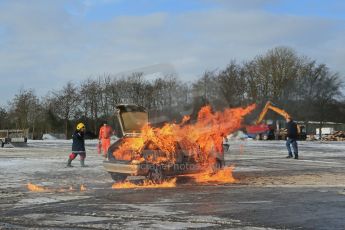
[247,101,305,140]
[256,101,291,125]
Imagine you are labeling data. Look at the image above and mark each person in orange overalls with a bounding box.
[99,123,113,157]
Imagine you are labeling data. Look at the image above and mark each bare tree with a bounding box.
[80,78,102,133]
[8,89,40,134]
[100,75,112,117]
[243,47,301,104]
[192,71,218,105]
[51,82,78,139]
[108,77,123,112]
[310,71,342,137]
[40,95,63,134]
[0,106,10,129]
[215,61,246,107]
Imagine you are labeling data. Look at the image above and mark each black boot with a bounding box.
[294,154,299,159]
[80,159,86,167]
[67,158,73,167]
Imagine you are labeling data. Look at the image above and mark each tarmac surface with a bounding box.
[0,140,345,229]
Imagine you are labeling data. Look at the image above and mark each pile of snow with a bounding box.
[42,133,66,140]
[228,130,248,140]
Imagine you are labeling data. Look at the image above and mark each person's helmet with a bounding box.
[76,122,85,130]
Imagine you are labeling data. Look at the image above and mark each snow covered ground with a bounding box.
[0,140,345,229]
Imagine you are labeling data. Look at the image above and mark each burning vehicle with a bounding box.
[103,104,255,184]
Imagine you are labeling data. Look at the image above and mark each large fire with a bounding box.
[114,105,255,163]
[112,104,255,188]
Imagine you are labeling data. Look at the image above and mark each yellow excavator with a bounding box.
[246,101,306,140]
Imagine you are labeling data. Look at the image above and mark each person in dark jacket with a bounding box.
[286,117,299,159]
[67,122,86,167]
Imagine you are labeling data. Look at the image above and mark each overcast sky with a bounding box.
[0,0,344,105]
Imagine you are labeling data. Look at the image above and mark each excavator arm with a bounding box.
[255,101,300,133]
[255,101,290,125]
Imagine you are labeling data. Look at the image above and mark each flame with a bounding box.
[80,184,86,191]
[27,183,50,192]
[58,186,75,192]
[113,104,255,165]
[111,104,254,188]
[191,166,236,183]
[181,115,190,124]
[112,178,177,189]
[27,183,87,192]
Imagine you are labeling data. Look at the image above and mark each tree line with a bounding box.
[0,47,344,139]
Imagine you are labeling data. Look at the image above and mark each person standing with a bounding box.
[286,117,299,159]
[67,122,86,167]
[99,123,113,157]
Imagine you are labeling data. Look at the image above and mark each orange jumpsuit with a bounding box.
[99,125,113,156]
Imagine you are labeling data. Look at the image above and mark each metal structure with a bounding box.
[0,129,28,147]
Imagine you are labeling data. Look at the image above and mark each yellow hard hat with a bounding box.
[76,122,85,130]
